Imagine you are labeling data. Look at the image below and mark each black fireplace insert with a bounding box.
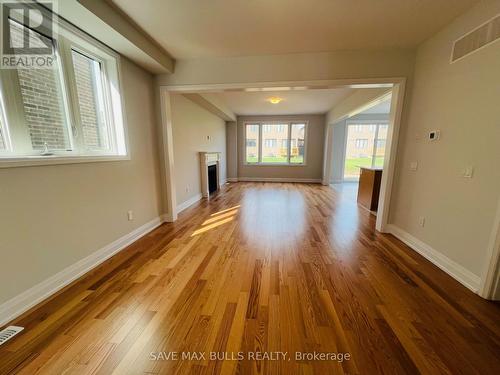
[208,164,217,194]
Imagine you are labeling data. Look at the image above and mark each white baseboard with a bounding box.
[176,193,203,214]
[236,177,322,183]
[226,177,238,182]
[0,216,165,327]
[387,224,481,292]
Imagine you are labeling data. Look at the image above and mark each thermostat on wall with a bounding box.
[429,130,440,141]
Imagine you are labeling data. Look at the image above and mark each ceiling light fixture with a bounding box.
[267,96,283,104]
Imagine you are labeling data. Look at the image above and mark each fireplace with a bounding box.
[199,152,221,199]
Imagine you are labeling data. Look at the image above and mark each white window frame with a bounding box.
[244,121,308,166]
[0,4,129,168]
[0,86,12,153]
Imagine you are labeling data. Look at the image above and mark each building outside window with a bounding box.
[344,123,388,180]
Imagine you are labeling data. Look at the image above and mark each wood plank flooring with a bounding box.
[1,182,499,374]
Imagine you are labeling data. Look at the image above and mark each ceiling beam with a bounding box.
[75,0,174,73]
[183,94,237,122]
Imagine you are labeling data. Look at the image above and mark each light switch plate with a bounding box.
[410,161,418,171]
[463,166,474,178]
[419,216,425,227]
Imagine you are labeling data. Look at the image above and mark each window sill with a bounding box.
[0,154,130,168]
[243,163,307,167]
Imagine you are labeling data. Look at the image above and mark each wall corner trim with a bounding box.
[161,213,175,223]
[387,224,481,293]
[0,216,165,327]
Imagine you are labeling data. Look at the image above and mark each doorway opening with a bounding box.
[329,93,392,216]
[160,78,405,231]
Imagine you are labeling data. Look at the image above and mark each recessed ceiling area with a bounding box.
[360,96,392,115]
[210,88,355,116]
[111,0,477,58]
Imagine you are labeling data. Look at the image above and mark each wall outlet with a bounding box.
[410,161,418,171]
[429,130,440,141]
[185,185,190,192]
[127,210,134,221]
[418,216,425,227]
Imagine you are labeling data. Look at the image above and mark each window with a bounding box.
[244,122,307,165]
[290,123,305,164]
[261,123,287,163]
[72,50,110,151]
[374,124,388,168]
[344,123,388,180]
[245,124,259,163]
[0,4,127,166]
[10,19,71,152]
[355,139,368,148]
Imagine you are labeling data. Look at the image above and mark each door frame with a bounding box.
[158,77,406,232]
[322,83,405,232]
[479,197,500,299]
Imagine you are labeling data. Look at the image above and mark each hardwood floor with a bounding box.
[1,182,499,374]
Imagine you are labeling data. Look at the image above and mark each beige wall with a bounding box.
[170,94,227,206]
[157,50,415,86]
[237,114,325,180]
[390,0,500,277]
[226,121,238,179]
[0,58,163,305]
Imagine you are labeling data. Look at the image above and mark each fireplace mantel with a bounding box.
[199,152,221,198]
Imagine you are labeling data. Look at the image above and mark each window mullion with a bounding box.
[58,37,84,152]
[258,123,263,163]
[287,123,291,164]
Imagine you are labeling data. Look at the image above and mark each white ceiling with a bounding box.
[111,0,477,59]
[212,88,354,116]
